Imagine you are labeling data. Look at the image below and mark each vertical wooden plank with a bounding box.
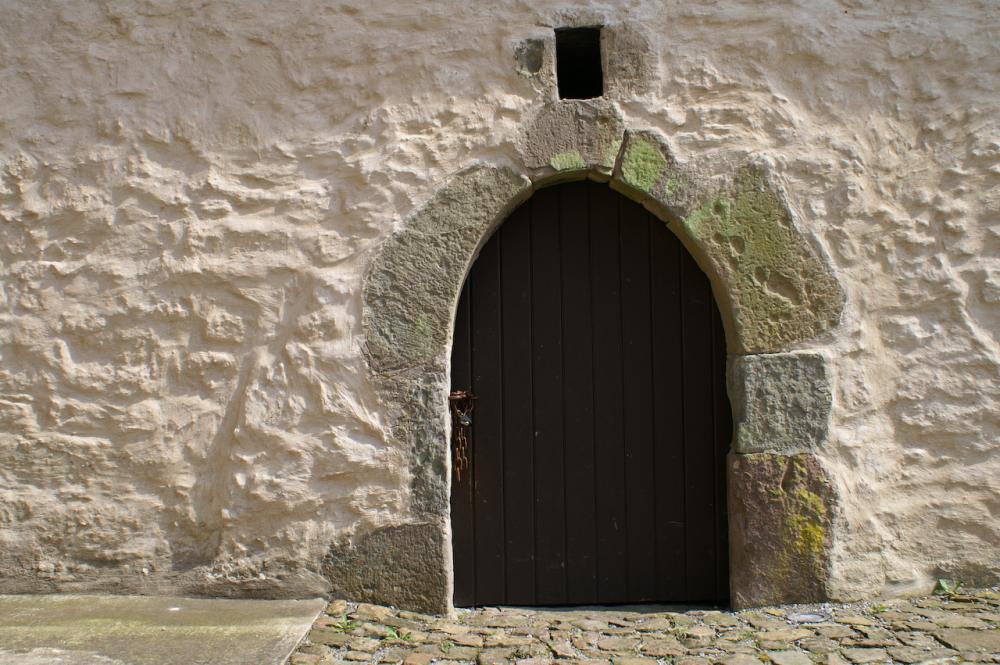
[711,304,732,603]
[589,185,629,603]
[650,226,688,602]
[680,250,718,600]
[500,204,535,605]
[530,186,568,604]
[560,182,599,604]
[619,201,657,602]
[471,232,505,605]
[450,279,476,607]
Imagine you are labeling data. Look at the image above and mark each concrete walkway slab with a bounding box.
[0,594,326,665]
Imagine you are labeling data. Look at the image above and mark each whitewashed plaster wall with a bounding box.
[0,0,997,600]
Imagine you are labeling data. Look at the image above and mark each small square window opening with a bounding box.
[555,27,603,99]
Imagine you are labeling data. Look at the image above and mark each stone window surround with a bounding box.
[341,99,846,614]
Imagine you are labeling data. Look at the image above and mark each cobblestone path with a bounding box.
[290,589,1000,665]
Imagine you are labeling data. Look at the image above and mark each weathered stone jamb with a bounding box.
[728,452,836,609]
[360,102,845,613]
[355,166,536,613]
[724,351,837,608]
[719,350,836,610]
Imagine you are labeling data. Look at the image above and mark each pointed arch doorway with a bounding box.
[450,180,731,607]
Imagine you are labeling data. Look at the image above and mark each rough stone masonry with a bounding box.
[0,0,997,611]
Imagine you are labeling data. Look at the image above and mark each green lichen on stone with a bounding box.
[602,138,623,169]
[788,514,826,559]
[794,486,827,517]
[680,167,844,352]
[788,487,829,559]
[664,175,688,196]
[772,463,831,598]
[549,150,586,171]
[621,138,668,192]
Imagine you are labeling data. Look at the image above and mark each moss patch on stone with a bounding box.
[764,471,829,561]
[620,138,668,192]
[680,167,844,353]
[549,150,586,171]
[794,486,828,517]
[788,489,828,560]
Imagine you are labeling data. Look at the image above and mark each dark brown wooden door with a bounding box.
[450,181,730,607]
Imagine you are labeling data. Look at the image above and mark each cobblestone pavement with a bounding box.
[289,589,1000,665]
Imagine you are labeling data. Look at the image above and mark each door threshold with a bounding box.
[458,603,728,614]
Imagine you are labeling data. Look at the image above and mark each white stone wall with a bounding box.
[0,0,997,599]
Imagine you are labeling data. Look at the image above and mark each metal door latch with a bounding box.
[449,390,477,481]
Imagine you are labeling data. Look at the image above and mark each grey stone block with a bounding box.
[602,23,659,98]
[517,99,624,176]
[730,352,832,454]
[322,522,450,615]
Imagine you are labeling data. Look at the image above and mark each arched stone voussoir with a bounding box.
[517,99,625,182]
[612,130,845,354]
[362,164,532,374]
[679,166,845,353]
[611,129,721,219]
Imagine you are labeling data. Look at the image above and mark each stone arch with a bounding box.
[338,100,845,613]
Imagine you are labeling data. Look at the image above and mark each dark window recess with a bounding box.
[555,27,603,99]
